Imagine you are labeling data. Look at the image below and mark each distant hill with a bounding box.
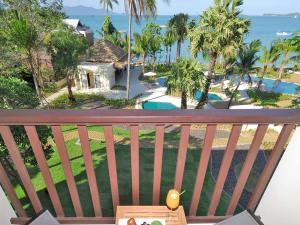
[263,12,300,17]
[63,5,122,16]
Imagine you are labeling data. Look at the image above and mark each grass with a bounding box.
[48,93,136,109]
[15,126,240,218]
[248,89,294,108]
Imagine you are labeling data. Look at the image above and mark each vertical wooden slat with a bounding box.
[51,126,83,217]
[77,125,102,217]
[0,162,27,217]
[104,126,119,214]
[226,124,268,215]
[189,124,217,216]
[24,126,64,217]
[130,125,139,205]
[247,124,294,211]
[174,125,191,192]
[0,126,42,213]
[208,124,242,216]
[152,125,165,205]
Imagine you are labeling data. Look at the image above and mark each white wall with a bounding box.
[0,185,16,225]
[78,63,115,91]
[256,126,300,225]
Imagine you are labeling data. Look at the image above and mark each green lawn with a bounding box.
[15,126,239,217]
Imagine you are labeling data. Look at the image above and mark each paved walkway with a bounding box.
[42,87,68,104]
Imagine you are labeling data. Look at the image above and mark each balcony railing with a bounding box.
[0,109,299,224]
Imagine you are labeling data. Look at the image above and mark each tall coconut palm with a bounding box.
[257,44,280,89]
[162,26,176,64]
[100,0,119,14]
[132,32,148,75]
[168,13,189,59]
[125,0,169,99]
[227,40,261,108]
[166,58,205,109]
[274,39,297,80]
[189,0,250,109]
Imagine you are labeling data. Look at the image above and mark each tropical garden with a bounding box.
[0,0,300,220]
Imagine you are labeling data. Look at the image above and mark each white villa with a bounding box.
[63,19,94,46]
[77,39,128,91]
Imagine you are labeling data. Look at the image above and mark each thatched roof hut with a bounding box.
[82,39,128,69]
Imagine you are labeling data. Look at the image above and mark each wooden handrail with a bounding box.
[0,109,300,125]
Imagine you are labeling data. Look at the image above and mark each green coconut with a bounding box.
[150,221,163,225]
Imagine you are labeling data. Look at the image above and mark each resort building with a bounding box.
[63,19,94,46]
[77,39,128,91]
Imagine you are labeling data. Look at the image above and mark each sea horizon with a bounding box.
[68,14,300,62]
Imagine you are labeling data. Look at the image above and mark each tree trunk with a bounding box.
[27,50,42,102]
[196,52,218,109]
[181,91,187,109]
[35,51,44,89]
[279,53,289,80]
[227,80,242,109]
[257,65,268,90]
[176,39,181,58]
[67,74,75,102]
[168,46,171,64]
[165,46,168,64]
[142,53,145,76]
[126,3,132,99]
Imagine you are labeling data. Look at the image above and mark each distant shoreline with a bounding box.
[263,13,300,17]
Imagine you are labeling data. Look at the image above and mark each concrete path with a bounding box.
[42,87,67,104]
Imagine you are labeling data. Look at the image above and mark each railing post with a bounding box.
[0,185,17,225]
[255,126,300,225]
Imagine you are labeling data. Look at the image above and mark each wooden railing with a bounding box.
[0,109,299,224]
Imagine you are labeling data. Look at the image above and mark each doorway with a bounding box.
[86,71,95,88]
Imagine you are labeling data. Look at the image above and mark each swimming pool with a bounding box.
[227,75,300,95]
[156,77,222,100]
[143,101,178,110]
[252,77,300,95]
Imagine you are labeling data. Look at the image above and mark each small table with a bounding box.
[116,206,187,225]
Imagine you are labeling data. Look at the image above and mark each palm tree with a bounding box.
[125,0,169,99]
[132,32,148,75]
[189,0,250,109]
[227,40,261,108]
[166,58,205,109]
[100,0,119,14]
[162,26,176,64]
[168,13,189,59]
[257,44,280,89]
[274,39,297,80]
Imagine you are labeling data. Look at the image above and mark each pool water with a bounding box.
[156,77,222,100]
[143,101,178,110]
[228,75,300,95]
[252,77,300,95]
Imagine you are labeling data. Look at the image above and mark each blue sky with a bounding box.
[63,0,300,15]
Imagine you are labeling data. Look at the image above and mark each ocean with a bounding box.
[70,15,300,61]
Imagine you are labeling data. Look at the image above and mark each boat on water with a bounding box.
[276,32,292,36]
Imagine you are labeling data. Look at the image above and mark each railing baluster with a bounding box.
[208,124,242,216]
[247,124,294,211]
[51,126,83,217]
[77,125,102,217]
[0,162,27,217]
[226,124,268,215]
[130,125,139,205]
[174,125,191,191]
[189,124,217,216]
[104,125,119,214]
[0,126,42,213]
[152,125,165,205]
[24,126,64,217]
